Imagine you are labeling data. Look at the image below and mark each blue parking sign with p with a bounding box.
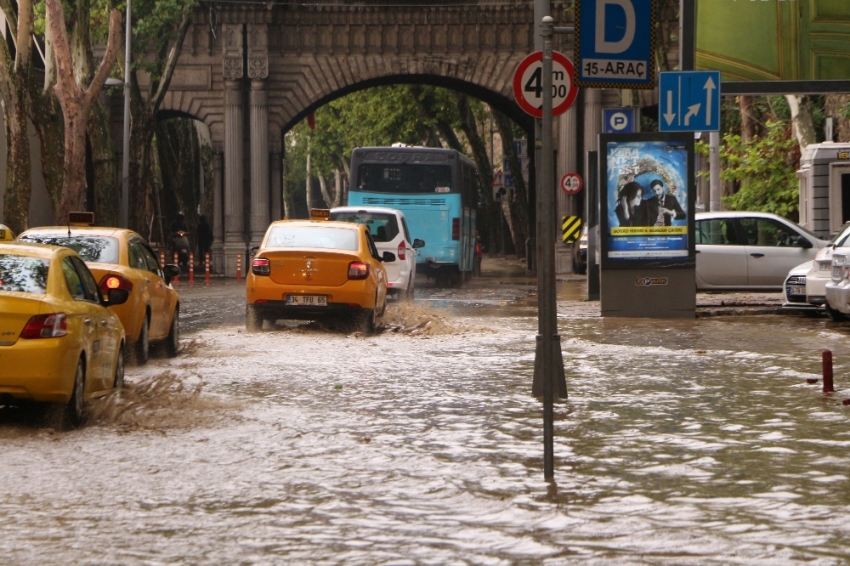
[603,108,637,133]
[576,0,656,89]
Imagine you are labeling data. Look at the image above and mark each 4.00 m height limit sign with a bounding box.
[513,50,578,118]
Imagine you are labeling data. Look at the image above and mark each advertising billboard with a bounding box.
[599,133,695,269]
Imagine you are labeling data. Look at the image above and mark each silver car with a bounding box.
[695,211,828,291]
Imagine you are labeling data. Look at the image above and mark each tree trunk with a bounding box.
[29,91,65,221]
[88,100,118,225]
[305,139,315,211]
[786,95,817,150]
[494,111,528,259]
[128,111,156,233]
[739,95,757,143]
[825,94,850,142]
[45,0,121,220]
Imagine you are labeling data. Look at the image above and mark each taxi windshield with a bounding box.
[0,254,49,293]
[266,225,358,251]
[19,234,119,264]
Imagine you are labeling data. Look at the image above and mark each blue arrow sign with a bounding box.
[576,0,656,89]
[659,71,721,132]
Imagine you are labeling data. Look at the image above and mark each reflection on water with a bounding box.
[2,283,850,564]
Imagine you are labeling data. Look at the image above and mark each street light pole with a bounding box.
[120,0,131,228]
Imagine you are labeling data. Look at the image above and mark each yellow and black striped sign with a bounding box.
[561,215,582,244]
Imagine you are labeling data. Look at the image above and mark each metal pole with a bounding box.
[709,131,721,211]
[540,15,556,481]
[120,0,131,228]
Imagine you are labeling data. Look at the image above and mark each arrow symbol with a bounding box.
[704,75,717,126]
[684,104,701,126]
[664,90,676,125]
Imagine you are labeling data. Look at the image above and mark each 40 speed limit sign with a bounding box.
[513,51,578,118]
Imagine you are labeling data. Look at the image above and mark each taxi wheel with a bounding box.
[64,358,86,429]
[165,308,180,357]
[113,346,125,389]
[134,315,150,366]
[246,305,262,332]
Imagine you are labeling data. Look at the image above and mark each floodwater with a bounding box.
[3,263,850,564]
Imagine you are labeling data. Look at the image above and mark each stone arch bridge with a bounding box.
[145,1,608,274]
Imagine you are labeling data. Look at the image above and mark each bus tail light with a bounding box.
[252,258,271,275]
[21,313,68,339]
[397,241,406,261]
[98,274,133,296]
[452,218,460,240]
[348,261,369,280]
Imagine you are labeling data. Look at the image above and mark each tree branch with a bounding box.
[84,9,121,106]
[13,0,33,73]
[46,0,79,100]
[0,0,18,39]
[150,10,193,112]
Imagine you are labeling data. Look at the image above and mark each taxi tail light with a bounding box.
[98,274,133,295]
[21,313,68,339]
[452,218,460,240]
[397,241,406,261]
[348,261,369,280]
[252,258,271,276]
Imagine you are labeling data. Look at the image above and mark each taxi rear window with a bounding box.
[0,255,49,293]
[19,235,119,264]
[329,211,400,243]
[266,225,358,251]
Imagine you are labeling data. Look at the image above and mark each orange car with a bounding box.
[18,225,180,364]
[0,242,129,427]
[246,219,393,333]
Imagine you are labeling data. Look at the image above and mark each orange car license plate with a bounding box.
[286,295,327,306]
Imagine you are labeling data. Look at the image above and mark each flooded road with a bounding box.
[3,262,850,564]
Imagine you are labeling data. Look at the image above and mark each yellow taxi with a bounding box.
[246,214,393,333]
[0,242,129,427]
[18,219,180,365]
[0,224,14,241]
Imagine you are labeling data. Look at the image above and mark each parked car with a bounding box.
[0,241,129,427]
[246,218,393,333]
[330,206,424,300]
[825,252,850,320]
[18,222,181,365]
[572,225,587,274]
[782,222,850,309]
[695,211,828,291]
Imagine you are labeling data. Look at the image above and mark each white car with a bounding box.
[825,252,850,321]
[783,222,850,309]
[695,211,828,291]
[330,206,424,300]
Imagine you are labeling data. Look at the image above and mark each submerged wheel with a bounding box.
[246,305,261,332]
[134,314,150,366]
[113,346,125,389]
[65,358,86,428]
[165,308,180,357]
[826,304,846,322]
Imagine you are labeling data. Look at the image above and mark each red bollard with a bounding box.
[188,252,195,283]
[236,253,242,282]
[173,252,180,283]
[823,350,835,393]
[204,252,211,284]
[159,251,165,268]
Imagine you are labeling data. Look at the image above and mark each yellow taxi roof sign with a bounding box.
[68,211,95,225]
[310,209,330,220]
[0,224,14,241]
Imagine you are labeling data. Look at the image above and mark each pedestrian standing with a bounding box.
[197,215,213,263]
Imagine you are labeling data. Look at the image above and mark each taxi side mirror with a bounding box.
[381,251,396,263]
[412,239,425,249]
[163,264,181,284]
[104,288,130,307]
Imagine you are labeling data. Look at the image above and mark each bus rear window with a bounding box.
[329,212,400,242]
[0,255,49,294]
[356,164,452,194]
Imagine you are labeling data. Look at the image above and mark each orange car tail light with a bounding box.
[252,258,271,275]
[397,241,406,261]
[21,313,68,339]
[348,261,369,280]
[98,274,133,295]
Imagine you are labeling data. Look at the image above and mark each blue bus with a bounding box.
[347,145,478,286]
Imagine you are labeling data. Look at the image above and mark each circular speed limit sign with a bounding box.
[513,51,578,118]
[560,173,582,195]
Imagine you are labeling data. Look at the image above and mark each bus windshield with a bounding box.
[355,163,453,194]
